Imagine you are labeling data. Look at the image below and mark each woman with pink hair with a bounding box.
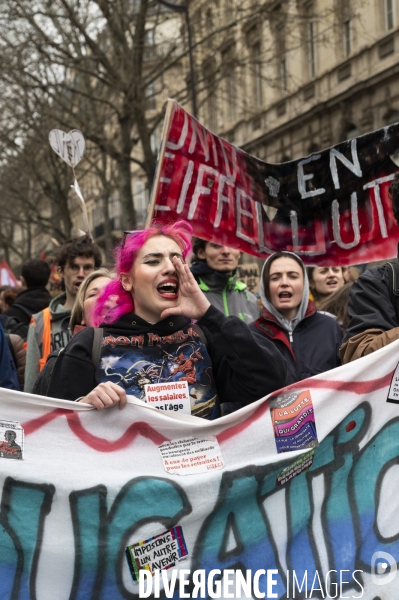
[48,221,286,417]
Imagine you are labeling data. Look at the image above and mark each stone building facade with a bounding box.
[51,0,399,276]
[192,0,399,161]
[184,0,399,289]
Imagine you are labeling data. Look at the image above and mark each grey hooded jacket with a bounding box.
[191,264,260,324]
[249,253,343,384]
[24,292,72,393]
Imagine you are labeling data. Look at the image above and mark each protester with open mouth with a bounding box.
[307,266,345,307]
[47,221,286,417]
[249,252,343,385]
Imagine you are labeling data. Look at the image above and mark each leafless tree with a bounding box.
[0,0,342,263]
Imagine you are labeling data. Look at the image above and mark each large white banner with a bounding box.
[0,341,399,599]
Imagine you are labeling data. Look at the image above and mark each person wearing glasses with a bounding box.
[24,235,102,392]
[47,221,286,418]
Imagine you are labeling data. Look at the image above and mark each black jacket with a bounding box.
[343,265,396,342]
[249,304,343,386]
[4,287,52,325]
[47,305,286,417]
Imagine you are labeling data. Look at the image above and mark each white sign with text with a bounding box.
[158,436,225,475]
[144,381,191,414]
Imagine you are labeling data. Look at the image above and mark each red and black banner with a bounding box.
[149,100,399,265]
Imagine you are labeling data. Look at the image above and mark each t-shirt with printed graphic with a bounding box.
[47,305,287,417]
[98,323,217,419]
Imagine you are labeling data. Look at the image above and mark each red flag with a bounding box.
[0,259,19,286]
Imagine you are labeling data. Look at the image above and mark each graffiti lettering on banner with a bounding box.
[158,435,225,475]
[149,100,399,266]
[0,420,23,460]
[387,360,399,403]
[277,448,315,486]
[125,526,188,582]
[270,390,319,453]
[145,381,191,414]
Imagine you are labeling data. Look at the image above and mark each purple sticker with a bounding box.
[270,390,319,453]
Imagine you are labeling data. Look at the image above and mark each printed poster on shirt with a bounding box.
[145,381,191,414]
[98,326,218,419]
[269,390,318,453]
[0,420,23,460]
[125,526,188,581]
[158,436,225,475]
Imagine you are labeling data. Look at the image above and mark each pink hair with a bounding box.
[93,220,193,325]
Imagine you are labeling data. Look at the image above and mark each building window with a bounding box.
[343,17,351,57]
[343,123,359,141]
[204,65,218,131]
[226,69,237,121]
[132,0,141,14]
[145,80,156,111]
[385,0,395,30]
[271,4,287,93]
[207,91,217,131]
[150,129,159,154]
[250,41,263,108]
[307,20,316,77]
[280,58,287,92]
[222,46,237,121]
[226,0,234,23]
[305,3,316,78]
[134,181,148,215]
[144,29,156,60]
[193,9,202,40]
[384,109,399,125]
[109,194,122,230]
[206,8,213,31]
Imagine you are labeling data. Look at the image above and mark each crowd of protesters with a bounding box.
[1,172,399,414]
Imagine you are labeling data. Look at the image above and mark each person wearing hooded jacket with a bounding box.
[190,238,260,324]
[3,259,52,328]
[249,251,343,386]
[47,222,286,417]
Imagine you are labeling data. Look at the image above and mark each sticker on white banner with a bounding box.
[387,361,399,403]
[0,420,23,460]
[145,381,191,414]
[276,449,315,486]
[270,389,319,454]
[158,436,224,475]
[125,526,188,582]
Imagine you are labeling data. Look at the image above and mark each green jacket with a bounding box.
[195,272,260,324]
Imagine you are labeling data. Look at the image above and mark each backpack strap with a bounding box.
[91,328,103,368]
[14,304,35,319]
[386,262,399,324]
[39,307,52,372]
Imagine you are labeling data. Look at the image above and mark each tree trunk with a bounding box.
[101,191,112,258]
[117,158,135,229]
[101,153,113,257]
[52,196,72,241]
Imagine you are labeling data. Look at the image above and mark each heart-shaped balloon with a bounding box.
[48,129,86,168]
